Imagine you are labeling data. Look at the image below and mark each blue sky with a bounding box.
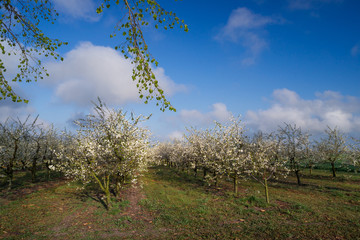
[1,0,360,140]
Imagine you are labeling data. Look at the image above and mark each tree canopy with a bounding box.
[0,0,187,111]
[0,0,67,103]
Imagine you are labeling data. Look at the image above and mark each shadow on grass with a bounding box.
[0,170,64,190]
[0,170,66,200]
[68,181,110,210]
[71,181,133,211]
[270,178,359,194]
[149,166,202,183]
[78,191,109,210]
[148,166,241,197]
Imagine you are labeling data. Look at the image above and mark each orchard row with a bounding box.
[152,118,360,203]
[0,100,149,208]
[1,102,360,206]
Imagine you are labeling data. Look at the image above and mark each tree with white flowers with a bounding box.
[248,131,287,204]
[278,123,310,185]
[185,127,211,179]
[152,142,175,166]
[201,126,224,186]
[0,116,38,189]
[28,126,46,182]
[184,117,250,192]
[348,137,360,173]
[171,140,194,171]
[316,126,347,178]
[216,118,249,194]
[37,125,61,180]
[56,99,150,208]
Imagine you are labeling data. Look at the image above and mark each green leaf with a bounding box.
[96,7,103,14]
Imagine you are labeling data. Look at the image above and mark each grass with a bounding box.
[1,167,360,239]
[139,167,360,239]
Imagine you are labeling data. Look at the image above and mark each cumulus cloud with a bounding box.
[53,0,101,22]
[1,45,22,79]
[44,42,186,106]
[245,88,360,133]
[65,111,87,128]
[177,103,232,126]
[159,103,233,140]
[0,100,50,129]
[0,100,35,123]
[288,0,343,10]
[215,7,284,65]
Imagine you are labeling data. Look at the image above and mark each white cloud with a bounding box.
[53,0,101,22]
[159,103,232,140]
[0,100,50,128]
[210,103,233,122]
[44,42,186,106]
[0,42,36,103]
[178,103,232,126]
[168,131,184,140]
[245,89,360,133]
[1,45,22,79]
[216,7,284,65]
[222,8,276,34]
[351,44,359,57]
[0,101,35,123]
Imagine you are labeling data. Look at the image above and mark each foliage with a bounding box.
[97,0,188,111]
[1,0,188,110]
[0,0,67,102]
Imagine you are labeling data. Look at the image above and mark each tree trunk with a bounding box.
[31,159,37,182]
[105,175,111,209]
[214,172,218,187]
[203,168,207,180]
[21,160,27,170]
[115,175,125,197]
[295,170,301,185]
[43,149,51,180]
[6,162,14,191]
[45,162,51,180]
[92,171,112,210]
[105,188,111,209]
[264,178,270,204]
[47,167,51,180]
[194,166,198,177]
[7,140,18,190]
[331,162,336,177]
[233,175,238,195]
[116,181,121,197]
[31,143,41,182]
